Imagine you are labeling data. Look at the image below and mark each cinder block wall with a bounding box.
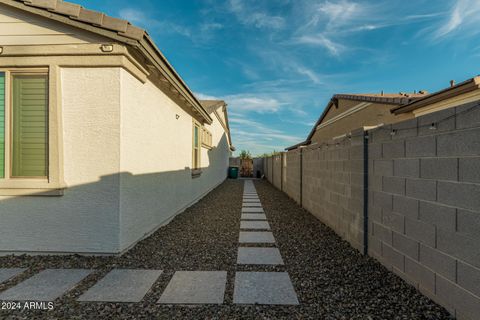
[368,102,480,319]
[267,156,273,183]
[302,129,366,252]
[285,150,301,204]
[272,154,282,190]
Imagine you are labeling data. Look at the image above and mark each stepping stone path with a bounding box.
[0,180,297,306]
[0,269,92,301]
[241,213,267,220]
[0,268,26,284]
[78,269,162,303]
[237,247,284,265]
[158,271,227,304]
[234,180,299,305]
[240,220,271,230]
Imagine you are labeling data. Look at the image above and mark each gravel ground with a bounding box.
[0,179,452,319]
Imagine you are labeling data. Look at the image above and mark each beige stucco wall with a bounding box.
[118,70,229,251]
[311,100,412,144]
[0,68,121,254]
[0,66,230,255]
[0,5,230,255]
[0,4,108,45]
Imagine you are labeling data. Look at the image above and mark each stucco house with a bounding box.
[287,77,480,150]
[0,0,234,255]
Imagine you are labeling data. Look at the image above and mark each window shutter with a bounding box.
[11,74,48,177]
[0,72,4,178]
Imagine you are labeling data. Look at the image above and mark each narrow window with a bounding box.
[193,123,200,169]
[0,72,4,178]
[11,74,48,178]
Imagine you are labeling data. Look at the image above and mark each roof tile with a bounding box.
[23,0,57,10]
[51,0,81,17]
[101,15,128,33]
[119,24,145,40]
[75,8,104,26]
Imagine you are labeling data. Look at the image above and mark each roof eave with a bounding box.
[1,0,213,124]
[392,77,480,114]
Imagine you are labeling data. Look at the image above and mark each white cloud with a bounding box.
[119,8,146,24]
[227,0,285,29]
[297,34,345,56]
[119,8,191,38]
[434,0,480,39]
[228,96,282,113]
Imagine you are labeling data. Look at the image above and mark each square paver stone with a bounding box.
[240,221,271,230]
[237,247,284,265]
[233,272,299,305]
[242,207,264,213]
[158,271,227,304]
[0,268,27,284]
[239,232,275,243]
[242,202,262,207]
[241,213,267,220]
[0,269,92,301]
[78,269,162,303]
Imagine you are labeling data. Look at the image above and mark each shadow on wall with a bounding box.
[0,134,230,254]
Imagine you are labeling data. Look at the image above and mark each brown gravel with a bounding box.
[0,179,453,319]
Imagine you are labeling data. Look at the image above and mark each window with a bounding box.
[0,70,48,180]
[192,121,201,170]
[202,127,212,149]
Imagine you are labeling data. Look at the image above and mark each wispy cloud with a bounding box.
[119,8,192,37]
[296,34,345,56]
[227,0,285,29]
[433,0,480,39]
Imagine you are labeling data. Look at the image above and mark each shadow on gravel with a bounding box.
[0,179,453,319]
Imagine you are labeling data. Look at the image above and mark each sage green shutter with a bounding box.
[12,74,48,177]
[0,72,4,178]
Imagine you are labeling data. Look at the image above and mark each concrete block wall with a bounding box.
[266,156,273,183]
[284,149,301,204]
[368,101,480,320]
[302,129,366,252]
[272,154,282,190]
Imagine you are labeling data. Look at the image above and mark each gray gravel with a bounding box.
[0,179,453,319]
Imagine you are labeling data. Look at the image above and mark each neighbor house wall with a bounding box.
[310,100,412,144]
[118,69,229,251]
[0,67,122,254]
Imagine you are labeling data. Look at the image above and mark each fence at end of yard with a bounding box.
[262,101,480,320]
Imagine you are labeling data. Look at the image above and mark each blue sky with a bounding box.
[82,0,479,155]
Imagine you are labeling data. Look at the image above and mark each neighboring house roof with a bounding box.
[286,92,428,151]
[200,100,227,115]
[392,76,480,114]
[1,0,213,124]
[199,100,235,151]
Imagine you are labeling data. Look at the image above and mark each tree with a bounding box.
[239,150,252,160]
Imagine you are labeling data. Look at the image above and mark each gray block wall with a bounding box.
[368,102,480,320]
[285,150,301,204]
[272,154,282,190]
[262,101,480,319]
[302,129,366,252]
